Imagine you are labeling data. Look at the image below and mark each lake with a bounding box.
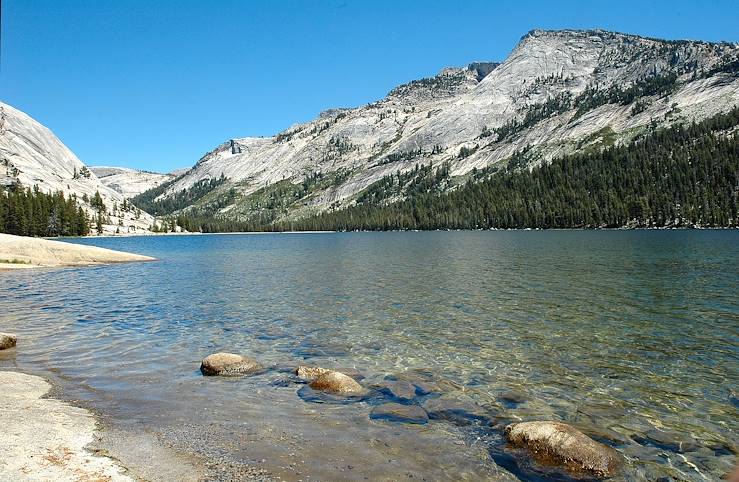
[1,231,737,481]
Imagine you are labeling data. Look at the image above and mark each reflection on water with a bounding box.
[1,231,737,481]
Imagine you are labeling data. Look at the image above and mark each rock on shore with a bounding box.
[505,421,623,478]
[0,371,132,481]
[200,353,263,376]
[0,233,155,269]
[0,333,17,350]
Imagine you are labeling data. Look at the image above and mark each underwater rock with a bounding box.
[309,371,364,395]
[377,380,418,402]
[499,390,528,405]
[505,421,623,478]
[0,333,17,350]
[422,393,494,426]
[636,428,699,453]
[370,402,429,424]
[200,352,263,376]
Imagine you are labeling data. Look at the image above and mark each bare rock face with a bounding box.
[505,421,623,478]
[308,371,364,395]
[0,333,17,350]
[370,403,429,424]
[200,352,263,376]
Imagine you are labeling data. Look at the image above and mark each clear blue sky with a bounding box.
[2,0,738,172]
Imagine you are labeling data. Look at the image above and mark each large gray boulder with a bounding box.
[505,421,623,478]
[200,352,263,376]
[309,371,364,395]
[0,333,17,350]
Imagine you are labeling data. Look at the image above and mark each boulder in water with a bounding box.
[0,333,17,350]
[295,365,364,381]
[295,365,330,380]
[200,352,263,376]
[309,371,364,395]
[505,421,623,478]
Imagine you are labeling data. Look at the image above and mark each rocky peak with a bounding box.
[467,62,499,81]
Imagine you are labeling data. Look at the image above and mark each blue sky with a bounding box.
[2,0,738,172]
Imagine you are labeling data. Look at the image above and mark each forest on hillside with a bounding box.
[171,107,739,233]
[0,187,91,237]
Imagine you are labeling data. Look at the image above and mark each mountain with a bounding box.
[0,102,155,234]
[90,166,177,198]
[135,29,739,230]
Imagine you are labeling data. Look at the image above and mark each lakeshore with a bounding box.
[0,371,131,481]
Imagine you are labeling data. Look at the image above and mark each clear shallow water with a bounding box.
[1,231,737,481]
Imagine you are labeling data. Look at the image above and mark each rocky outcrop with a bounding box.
[90,166,176,198]
[200,353,263,376]
[505,421,623,478]
[308,371,364,395]
[0,333,17,350]
[370,403,429,424]
[0,233,155,268]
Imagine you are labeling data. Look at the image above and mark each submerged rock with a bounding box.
[499,390,528,405]
[309,371,364,395]
[377,380,418,402]
[386,369,461,395]
[505,421,623,478]
[422,393,494,426]
[200,352,263,376]
[635,428,699,453]
[370,403,429,424]
[0,333,17,350]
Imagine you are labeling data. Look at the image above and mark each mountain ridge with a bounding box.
[133,28,737,229]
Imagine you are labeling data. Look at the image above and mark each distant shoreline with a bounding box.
[84,225,739,238]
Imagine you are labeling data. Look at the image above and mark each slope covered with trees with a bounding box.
[0,186,90,237]
[170,108,739,232]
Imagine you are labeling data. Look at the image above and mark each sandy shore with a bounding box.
[0,233,155,269]
[0,371,132,481]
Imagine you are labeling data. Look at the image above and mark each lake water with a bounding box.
[1,231,737,481]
